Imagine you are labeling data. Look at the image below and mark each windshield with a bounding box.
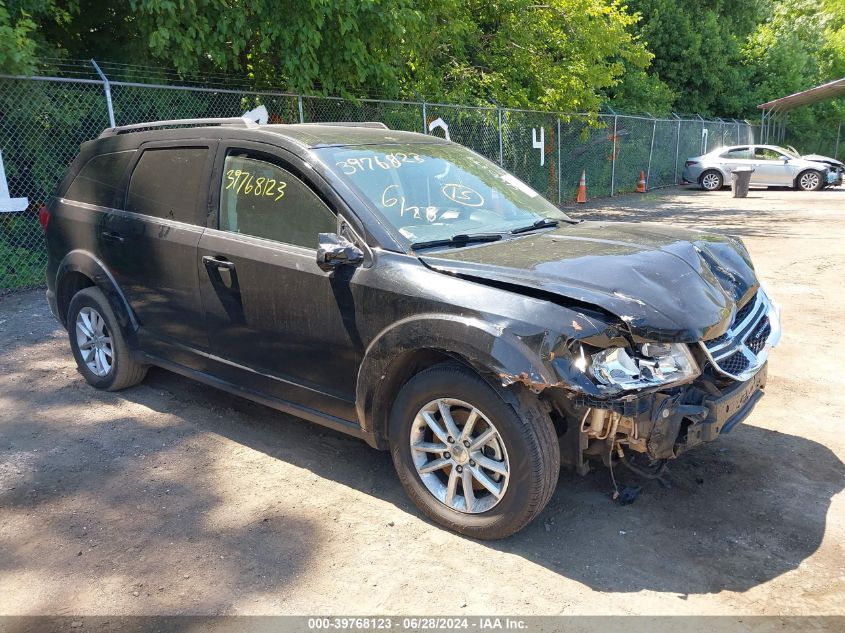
[316,144,572,246]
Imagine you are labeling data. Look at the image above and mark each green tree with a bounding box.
[0,1,78,73]
[404,0,655,113]
[0,1,39,73]
[125,0,424,96]
[624,0,762,116]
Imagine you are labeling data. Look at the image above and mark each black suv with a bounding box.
[45,118,780,538]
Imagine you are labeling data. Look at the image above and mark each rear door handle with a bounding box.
[101,231,124,244]
[202,255,236,270]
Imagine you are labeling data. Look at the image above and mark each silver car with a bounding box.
[683,144,831,191]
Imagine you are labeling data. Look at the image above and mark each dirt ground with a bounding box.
[1,186,844,617]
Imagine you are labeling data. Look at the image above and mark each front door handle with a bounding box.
[101,231,124,244]
[202,255,236,270]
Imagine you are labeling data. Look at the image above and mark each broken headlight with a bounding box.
[587,343,700,390]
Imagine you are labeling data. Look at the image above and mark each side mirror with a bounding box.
[782,156,790,163]
[317,233,364,272]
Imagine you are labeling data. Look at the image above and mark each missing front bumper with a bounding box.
[561,363,769,472]
[684,363,767,450]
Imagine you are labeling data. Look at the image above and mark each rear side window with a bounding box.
[219,153,336,249]
[720,148,750,160]
[64,151,134,207]
[126,147,209,224]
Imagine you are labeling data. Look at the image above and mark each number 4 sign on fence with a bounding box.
[0,149,28,213]
[532,127,545,166]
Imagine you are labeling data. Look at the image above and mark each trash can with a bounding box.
[731,168,754,198]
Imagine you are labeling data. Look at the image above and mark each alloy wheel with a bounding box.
[409,398,510,514]
[701,173,721,190]
[799,172,820,191]
[75,306,113,377]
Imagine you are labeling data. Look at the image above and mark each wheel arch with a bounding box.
[55,250,138,336]
[356,314,556,449]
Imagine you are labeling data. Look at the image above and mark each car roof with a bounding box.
[256,124,444,148]
[707,144,788,154]
[96,119,446,149]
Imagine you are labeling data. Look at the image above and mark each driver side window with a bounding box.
[220,153,336,249]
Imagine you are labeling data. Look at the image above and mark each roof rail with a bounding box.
[99,117,259,138]
[299,121,390,129]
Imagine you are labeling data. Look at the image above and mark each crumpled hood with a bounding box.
[802,154,844,167]
[420,221,759,342]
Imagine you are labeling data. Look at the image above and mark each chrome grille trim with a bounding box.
[699,290,781,382]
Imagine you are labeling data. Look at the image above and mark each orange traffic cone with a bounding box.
[636,170,647,193]
[576,170,587,203]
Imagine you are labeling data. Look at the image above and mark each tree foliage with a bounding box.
[621,0,762,115]
[0,0,40,74]
[2,0,844,124]
[399,0,654,112]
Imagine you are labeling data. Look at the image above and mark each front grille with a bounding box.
[719,350,751,375]
[746,317,771,354]
[707,331,731,345]
[734,298,756,324]
[701,291,778,381]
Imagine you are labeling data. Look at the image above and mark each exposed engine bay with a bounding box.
[551,289,780,477]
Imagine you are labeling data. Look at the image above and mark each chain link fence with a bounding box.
[0,60,765,293]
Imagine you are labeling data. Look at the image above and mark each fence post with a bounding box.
[611,114,618,196]
[297,95,304,123]
[557,117,562,205]
[646,118,657,188]
[497,108,504,166]
[836,122,842,161]
[90,59,116,128]
[421,101,427,135]
[673,114,682,185]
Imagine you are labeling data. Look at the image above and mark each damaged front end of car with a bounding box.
[536,288,780,476]
[421,223,781,477]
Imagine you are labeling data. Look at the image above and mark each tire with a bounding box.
[389,363,560,539]
[796,170,824,192]
[67,287,147,391]
[700,170,723,191]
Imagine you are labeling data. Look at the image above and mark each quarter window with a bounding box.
[126,147,209,224]
[65,151,135,207]
[219,153,336,249]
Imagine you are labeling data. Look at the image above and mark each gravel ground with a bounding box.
[0,186,843,617]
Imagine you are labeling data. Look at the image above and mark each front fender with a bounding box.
[355,313,558,438]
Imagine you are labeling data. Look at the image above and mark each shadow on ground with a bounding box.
[0,365,321,613]
[95,366,845,596]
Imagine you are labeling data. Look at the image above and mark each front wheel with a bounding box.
[796,170,824,191]
[389,363,560,539]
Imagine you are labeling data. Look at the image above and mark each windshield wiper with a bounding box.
[510,218,560,234]
[410,233,503,250]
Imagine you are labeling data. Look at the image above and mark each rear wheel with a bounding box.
[700,170,723,191]
[389,363,559,539]
[67,287,147,391]
[796,170,823,191]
